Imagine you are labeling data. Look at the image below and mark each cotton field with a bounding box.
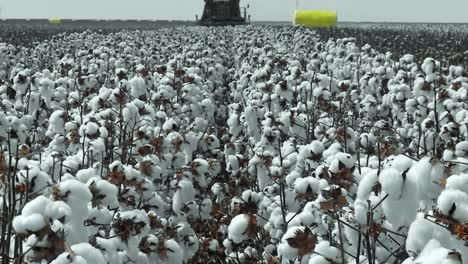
[0,24,468,264]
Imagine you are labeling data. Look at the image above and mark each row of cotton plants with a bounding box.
[0,25,467,264]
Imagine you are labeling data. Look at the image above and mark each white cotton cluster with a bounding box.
[380,167,419,228]
[13,196,51,233]
[130,75,146,99]
[123,102,140,128]
[408,157,445,201]
[44,201,73,222]
[76,168,97,183]
[48,110,66,136]
[356,169,378,200]
[382,154,415,172]
[71,243,106,264]
[95,237,121,264]
[455,141,468,157]
[191,158,209,176]
[379,168,404,199]
[16,164,52,195]
[87,178,119,208]
[171,179,196,214]
[328,152,355,173]
[242,190,263,205]
[277,226,312,261]
[56,179,92,244]
[50,253,88,264]
[13,196,74,238]
[228,214,251,244]
[143,235,183,264]
[446,173,468,193]
[437,189,468,222]
[294,176,320,194]
[308,241,341,264]
[411,239,461,264]
[13,212,48,234]
[300,140,325,159]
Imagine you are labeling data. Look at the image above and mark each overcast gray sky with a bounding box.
[1,0,467,23]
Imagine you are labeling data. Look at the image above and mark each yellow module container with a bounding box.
[49,18,62,24]
[294,10,337,27]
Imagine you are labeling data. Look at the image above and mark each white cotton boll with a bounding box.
[58,180,92,206]
[95,237,121,264]
[71,243,106,264]
[162,118,177,131]
[446,174,468,193]
[443,150,455,162]
[45,201,72,222]
[22,196,51,217]
[98,87,111,100]
[87,207,113,229]
[422,58,437,75]
[310,140,325,154]
[89,138,105,157]
[298,212,315,226]
[406,213,439,255]
[65,121,77,133]
[401,54,414,65]
[58,154,78,172]
[227,155,241,174]
[155,111,167,120]
[408,157,443,201]
[88,179,119,208]
[124,165,142,181]
[322,143,343,162]
[455,141,468,157]
[178,234,199,260]
[383,155,415,172]
[57,179,92,244]
[329,152,355,173]
[228,214,250,243]
[200,98,214,116]
[314,241,341,263]
[299,141,324,159]
[437,189,468,222]
[357,169,378,200]
[241,190,263,205]
[50,253,88,264]
[294,177,320,194]
[318,179,329,190]
[49,110,66,135]
[288,211,315,228]
[130,76,146,99]
[191,158,209,175]
[61,173,74,182]
[379,168,403,199]
[451,157,468,175]
[413,239,459,264]
[122,102,139,128]
[76,168,97,183]
[286,171,301,188]
[382,167,419,228]
[158,239,184,264]
[13,213,47,233]
[308,255,330,264]
[353,199,370,225]
[278,226,308,260]
[97,126,109,140]
[81,122,99,138]
[227,113,242,137]
[172,180,195,213]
